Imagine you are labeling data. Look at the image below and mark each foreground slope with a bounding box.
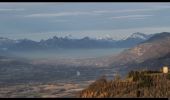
[79,70,170,98]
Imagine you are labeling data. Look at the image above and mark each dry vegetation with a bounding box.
[79,70,170,98]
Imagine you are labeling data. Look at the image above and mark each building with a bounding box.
[163,66,168,74]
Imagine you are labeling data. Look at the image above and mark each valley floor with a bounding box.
[0,80,94,98]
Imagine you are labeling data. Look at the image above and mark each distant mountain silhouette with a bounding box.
[0,32,151,52]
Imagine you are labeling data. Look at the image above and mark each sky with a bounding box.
[1,3,170,41]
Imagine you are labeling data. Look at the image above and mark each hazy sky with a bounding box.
[1,3,170,41]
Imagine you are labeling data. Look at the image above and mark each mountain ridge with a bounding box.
[0,32,152,52]
[110,32,170,71]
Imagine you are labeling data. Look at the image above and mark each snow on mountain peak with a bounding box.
[95,34,114,40]
[130,32,147,40]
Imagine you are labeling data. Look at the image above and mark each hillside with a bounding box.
[79,70,170,98]
[110,32,170,70]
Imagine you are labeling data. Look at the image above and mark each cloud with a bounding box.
[93,8,155,14]
[24,8,156,18]
[93,5,170,14]
[110,15,153,20]
[152,5,170,9]
[23,3,170,18]
[26,9,154,18]
[25,11,96,18]
[24,6,166,18]
[53,19,68,22]
[0,8,25,11]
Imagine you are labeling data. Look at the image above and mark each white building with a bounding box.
[163,66,168,74]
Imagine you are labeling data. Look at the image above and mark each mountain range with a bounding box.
[0,32,152,53]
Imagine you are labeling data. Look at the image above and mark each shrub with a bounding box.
[167,73,170,80]
[139,76,153,87]
[114,74,121,81]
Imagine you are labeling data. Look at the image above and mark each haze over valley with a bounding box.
[0,3,170,98]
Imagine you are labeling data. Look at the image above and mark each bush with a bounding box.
[127,71,141,81]
[167,73,170,80]
[127,70,161,82]
[114,74,121,81]
[139,76,153,87]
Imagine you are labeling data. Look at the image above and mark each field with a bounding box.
[0,81,96,98]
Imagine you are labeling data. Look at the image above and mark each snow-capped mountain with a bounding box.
[0,32,155,52]
[127,32,153,40]
[95,34,115,41]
